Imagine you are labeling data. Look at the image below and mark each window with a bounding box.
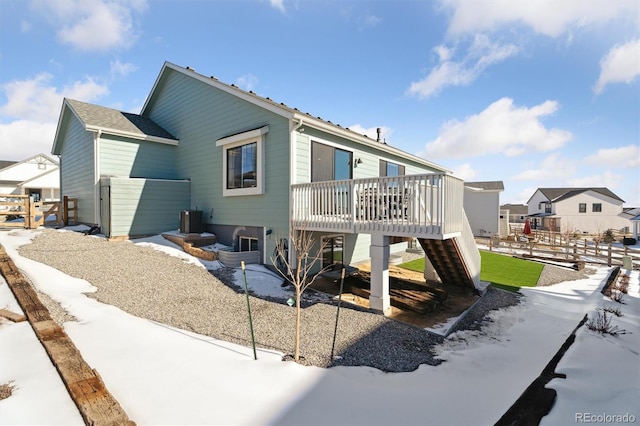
[311,141,352,182]
[544,203,551,213]
[239,236,258,252]
[227,142,257,189]
[379,160,405,177]
[592,203,602,212]
[216,126,268,196]
[579,203,587,213]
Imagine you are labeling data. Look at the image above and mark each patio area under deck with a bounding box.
[291,173,482,315]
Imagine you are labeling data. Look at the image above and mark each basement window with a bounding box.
[239,236,258,252]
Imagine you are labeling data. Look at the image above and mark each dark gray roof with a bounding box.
[0,160,18,170]
[66,99,176,140]
[465,181,504,191]
[501,203,528,214]
[539,187,624,203]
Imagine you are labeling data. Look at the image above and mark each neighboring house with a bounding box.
[0,153,60,201]
[501,203,528,225]
[463,181,504,237]
[527,187,629,234]
[52,61,482,314]
[621,207,640,240]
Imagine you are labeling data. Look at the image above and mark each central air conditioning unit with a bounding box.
[179,210,203,234]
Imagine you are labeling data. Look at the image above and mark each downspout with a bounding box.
[288,117,304,268]
[94,129,102,227]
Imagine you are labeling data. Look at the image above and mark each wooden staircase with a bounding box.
[418,238,478,292]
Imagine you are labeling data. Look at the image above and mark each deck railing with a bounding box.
[291,173,465,239]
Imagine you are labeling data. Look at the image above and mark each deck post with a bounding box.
[369,234,391,315]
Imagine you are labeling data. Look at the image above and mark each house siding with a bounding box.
[528,189,628,233]
[99,136,178,179]
[143,69,292,263]
[464,190,500,236]
[555,191,626,233]
[58,114,97,224]
[107,177,190,237]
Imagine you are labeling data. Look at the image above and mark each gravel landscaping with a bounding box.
[14,229,586,372]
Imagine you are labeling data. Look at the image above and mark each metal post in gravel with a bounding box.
[241,261,257,360]
[330,267,346,362]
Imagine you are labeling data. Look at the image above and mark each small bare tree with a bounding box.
[271,227,332,362]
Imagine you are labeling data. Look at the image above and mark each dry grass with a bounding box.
[0,381,15,400]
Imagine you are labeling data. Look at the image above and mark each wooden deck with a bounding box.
[346,274,448,314]
[291,173,465,239]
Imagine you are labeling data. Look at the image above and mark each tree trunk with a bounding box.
[295,286,301,361]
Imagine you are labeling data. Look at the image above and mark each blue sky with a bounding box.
[1,0,638,205]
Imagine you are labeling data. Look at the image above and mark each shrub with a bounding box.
[586,310,628,336]
[603,229,615,243]
[602,305,622,317]
[0,382,15,400]
[610,290,626,304]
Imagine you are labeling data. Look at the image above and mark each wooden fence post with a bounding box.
[607,243,612,267]
[25,197,31,229]
[573,244,577,260]
[63,195,69,226]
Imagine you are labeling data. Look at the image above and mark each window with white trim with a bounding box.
[216,126,268,196]
[239,236,258,252]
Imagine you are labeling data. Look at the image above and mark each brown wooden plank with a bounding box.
[0,244,135,425]
[0,308,26,322]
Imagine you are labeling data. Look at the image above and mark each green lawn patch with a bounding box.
[398,250,543,292]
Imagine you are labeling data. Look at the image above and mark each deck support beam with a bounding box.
[369,234,391,315]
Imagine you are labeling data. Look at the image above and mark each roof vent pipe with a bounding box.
[376,127,382,142]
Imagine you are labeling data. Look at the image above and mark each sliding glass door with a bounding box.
[311,141,352,182]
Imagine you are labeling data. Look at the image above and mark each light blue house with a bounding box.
[52,61,481,314]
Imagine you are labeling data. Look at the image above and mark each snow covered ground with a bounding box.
[0,228,638,425]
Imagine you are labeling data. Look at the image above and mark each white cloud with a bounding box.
[593,39,640,94]
[360,14,382,30]
[421,98,573,159]
[270,0,285,13]
[0,120,57,160]
[236,74,258,92]
[584,144,640,169]
[407,35,519,99]
[0,73,108,122]
[451,163,477,180]
[511,153,576,181]
[30,0,147,51]
[0,73,109,160]
[514,186,537,204]
[20,20,32,33]
[110,59,137,78]
[439,0,638,37]
[348,124,392,142]
[568,170,624,189]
